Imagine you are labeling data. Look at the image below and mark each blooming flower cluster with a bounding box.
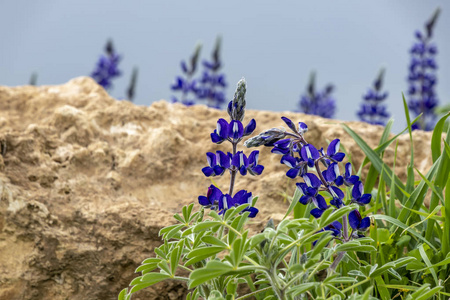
[245,116,372,241]
[407,8,440,131]
[298,72,336,119]
[357,69,390,126]
[171,43,202,106]
[90,40,122,90]
[198,79,261,218]
[196,36,227,109]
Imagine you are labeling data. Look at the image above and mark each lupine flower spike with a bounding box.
[198,78,261,218]
[298,72,336,119]
[90,39,122,90]
[407,8,440,131]
[357,68,390,125]
[171,43,202,106]
[245,116,372,245]
[196,35,227,109]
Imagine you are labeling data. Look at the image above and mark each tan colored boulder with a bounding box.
[0,77,434,299]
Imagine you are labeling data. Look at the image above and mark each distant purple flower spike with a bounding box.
[407,9,440,131]
[90,40,122,90]
[357,68,390,126]
[300,144,320,167]
[297,72,336,119]
[351,181,372,206]
[348,210,371,231]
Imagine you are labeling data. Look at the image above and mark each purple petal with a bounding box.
[248,151,260,165]
[198,196,210,206]
[281,155,297,169]
[296,182,308,193]
[274,138,292,148]
[314,194,329,210]
[352,181,363,200]
[202,166,215,177]
[330,186,345,200]
[329,221,342,231]
[346,175,360,186]
[335,176,344,186]
[217,119,229,139]
[359,194,372,205]
[243,119,256,136]
[228,120,244,140]
[345,162,352,177]
[299,195,311,205]
[281,116,297,132]
[232,151,248,168]
[359,217,371,230]
[206,152,216,167]
[331,153,345,162]
[348,210,361,230]
[310,208,325,218]
[249,165,264,176]
[211,131,224,144]
[217,151,231,168]
[298,122,308,134]
[327,139,340,156]
[301,144,320,161]
[286,168,300,178]
[246,207,259,218]
[303,173,322,189]
[239,165,248,176]
[271,147,290,155]
[213,165,225,176]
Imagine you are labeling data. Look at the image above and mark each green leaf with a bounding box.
[374,276,391,300]
[310,232,333,258]
[118,288,128,300]
[431,112,450,162]
[186,246,226,260]
[202,236,229,248]
[418,244,438,286]
[288,282,318,297]
[372,215,436,251]
[413,286,443,300]
[141,272,171,283]
[319,205,356,228]
[170,246,181,275]
[193,221,222,233]
[370,262,395,278]
[189,260,233,288]
[284,187,302,219]
[135,262,159,273]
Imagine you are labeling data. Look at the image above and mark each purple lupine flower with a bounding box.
[313,221,342,246]
[224,190,258,218]
[407,8,440,131]
[228,120,244,141]
[297,72,336,119]
[171,43,202,106]
[201,151,231,177]
[300,144,320,168]
[329,186,345,208]
[342,163,359,187]
[348,210,371,231]
[350,181,372,206]
[196,36,228,108]
[90,40,122,90]
[297,173,329,218]
[211,118,229,144]
[280,155,306,178]
[323,163,344,186]
[326,139,345,162]
[247,151,264,175]
[357,68,390,126]
[198,185,223,210]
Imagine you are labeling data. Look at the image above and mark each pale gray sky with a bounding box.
[1,1,449,131]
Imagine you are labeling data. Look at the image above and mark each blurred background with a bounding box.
[0,0,449,132]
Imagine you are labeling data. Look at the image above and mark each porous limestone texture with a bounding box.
[0,77,434,299]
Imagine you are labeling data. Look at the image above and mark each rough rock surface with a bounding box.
[0,77,435,299]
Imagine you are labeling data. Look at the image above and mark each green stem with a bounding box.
[235,287,273,300]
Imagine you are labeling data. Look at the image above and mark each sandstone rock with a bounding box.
[0,77,435,299]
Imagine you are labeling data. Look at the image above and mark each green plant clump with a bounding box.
[119,81,450,299]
